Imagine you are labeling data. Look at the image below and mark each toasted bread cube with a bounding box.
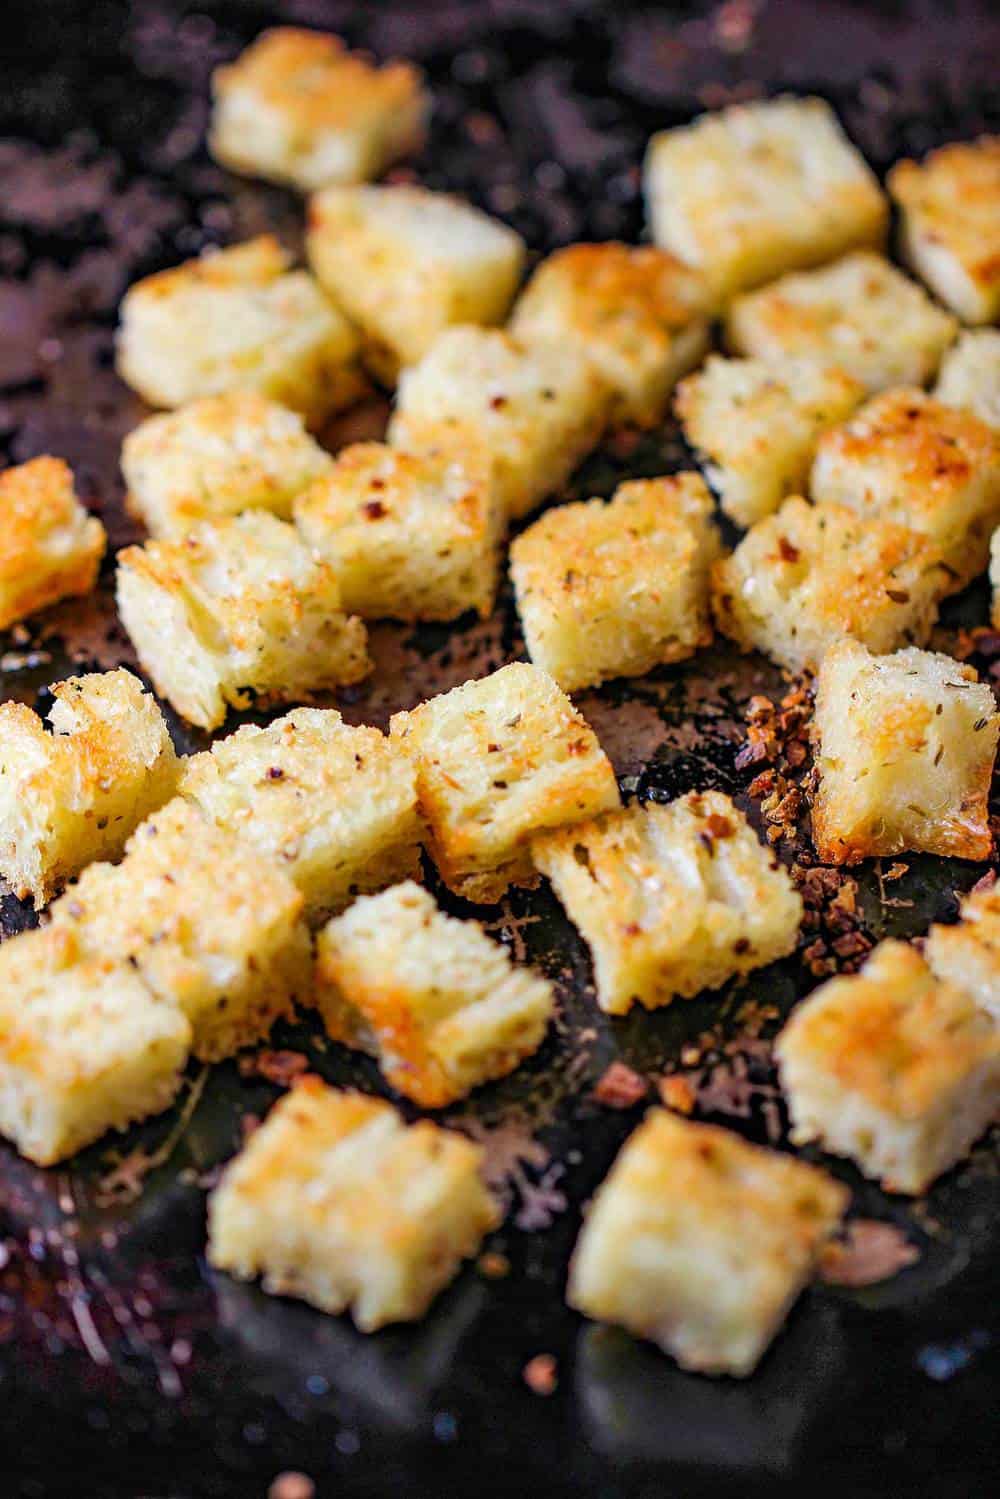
[116,236,364,426]
[0,924,191,1166]
[116,511,369,731]
[390,663,620,903]
[726,252,958,394]
[889,137,1000,325]
[0,457,105,631]
[510,475,720,693]
[568,1109,847,1376]
[387,327,610,521]
[711,497,947,674]
[676,356,865,528]
[207,1080,498,1329]
[294,441,503,622]
[509,243,710,428]
[533,792,801,1016]
[926,880,1000,1023]
[308,184,525,383]
[776,941,1000,1194]
[643,96,887,306]
[179,708,423,923]
[209,28,427,193]
[935,329,1000,430]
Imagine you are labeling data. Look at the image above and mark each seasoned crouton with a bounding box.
[935,329,1000,429]
[509,475,720,692]
[533,792,801,1016]
[210,28,428,193]
[0,457,105,631]
[207,1079,498,1329]
[776,940,1000,1195]
[927,880,1000,1023]
[567,1109,847,1376]
[116,511,369,731]
[390,662,620,903]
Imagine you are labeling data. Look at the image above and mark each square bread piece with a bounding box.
[811,639,999,865]
[0,456,106,631]
[936,329,1000,430]
[390,662,620,903]
[643,95,887,306]
[926,879,1000,1023]
[209,28,427,193]
[51,799,311,1062]
[776,940,1000,1195]
[179,708,423,924]
[116,236,364,426]
[711,496,948,675]
[0,923,191,1166]
[387,327,611,521]
[307,184,525,383]
[675,355,865,528]
[0,668,180,907]
[810,388,1000,591]
[121,391,334,539]
[509,474,721,693]
[567,1109,847,1376]
[294,440,504,622]
[889,136,1000,325]
[116,510,369,731]
[315,881,554,1107]
[533,792,802,1016]
[508,242,710,429]
[207,1080,498,1330]
[726,252,958,394]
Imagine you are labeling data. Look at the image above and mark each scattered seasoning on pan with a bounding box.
[268,1474,316,1499]
[658,1073,696,1115]
[592,1061,649,1109]
[522,1353,558,1396]
[238,1050,310,1086]
[96,1067,210,1206]
[794,865,871,977]
[820,1220,921,1287]
[477,1251,511,1280]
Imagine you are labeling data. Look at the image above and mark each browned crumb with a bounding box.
[658,1074,696,1115]
[819,1220,920,1287]
[477,1251,511,1280]
[592,1061,649,1109]
[522,1354,558,1396]
[239,1050,310,1086]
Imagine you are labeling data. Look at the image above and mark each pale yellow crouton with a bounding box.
[294,441,503,622]
[179,708,423,924]
[207,1079,498,1329]
[509,242,710,428]
[121,391,334,538]
[726,252,958,394]
[307,184,525,382]
[776,940,1000,1195]
[711,496,948,674]
[935,329,1000,429]
[643,96,887,305]
[116,511,369,731]
[533,792,801,1016]
[567,1109,847,1376]
[926,879,1000,1023]
[675,355,865,527]
[390,662,620,903]
[209,28,428,193]
[0,457,105,631]
[0,923,191,1166]
[116,236,364,426]
[889,136,1000,325]
[509,475,720,693]
[387,327,611,520]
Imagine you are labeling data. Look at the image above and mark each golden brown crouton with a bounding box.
[0,457,105,630]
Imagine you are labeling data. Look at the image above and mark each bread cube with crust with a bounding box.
[509,242,710,428]
[776,940,1000,1195]
[0,923,191,1166]
[390,663,620,903]
[643,96,887,306]
[387,327,610,521]
[675,355,865,528]
[509,475,721,692]
[116,511,369,731]
[726,252,958,394]
[116,236,364,426]
[926,879,1000,1023]
[209,28,428,193]
[294,441,503,622]
[534,792,801,1016]
[889,136,1000,325]
[207,1080,498,1330]
[935,329,1000,430]
[308,184,525,382]
[567,1109,847,1376]
[179,708,423,924]
[711,496,948,674]
[0,457,105,631]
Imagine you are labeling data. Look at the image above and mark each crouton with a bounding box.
[935,329,1000,429]
[926,880,1000,1023]
[0,457,105,631]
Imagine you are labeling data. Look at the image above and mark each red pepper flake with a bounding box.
[489,394,508,410]
[239,1050,310,1086]
[363,499,387,519]
[269,1475,316,1499]
[477,1251,511,1280]
[523,1354,558,1396]
[704,812,734,839]
[777,536,800,563]
[819,1220,920,1287]
[592,1061,648,1109]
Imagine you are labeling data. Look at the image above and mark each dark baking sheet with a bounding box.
[1,2,999,1496]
